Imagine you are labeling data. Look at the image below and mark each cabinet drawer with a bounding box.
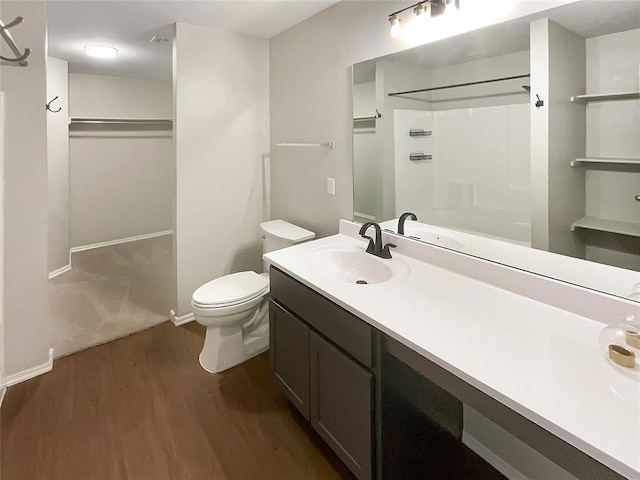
[270,267,373,368]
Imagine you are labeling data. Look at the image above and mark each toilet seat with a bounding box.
[192,271,269,310]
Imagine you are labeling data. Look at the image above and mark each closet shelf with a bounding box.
[571,216,640,238]
[570,157,640,167]
[570,92,640,103]
[69,117,173,125]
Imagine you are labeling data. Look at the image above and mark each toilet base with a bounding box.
[199,323,269,374]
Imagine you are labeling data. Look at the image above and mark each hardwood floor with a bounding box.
[1,322,353,480]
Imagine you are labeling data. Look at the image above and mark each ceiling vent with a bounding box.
[149,36,170,44]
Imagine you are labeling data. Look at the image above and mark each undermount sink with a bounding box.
[309,245,410,285]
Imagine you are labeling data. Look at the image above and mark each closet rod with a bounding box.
[388,74,531,97]
[354,110,382,122]
[69,118,173,125]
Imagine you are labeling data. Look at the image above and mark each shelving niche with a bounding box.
[568,27,640,270]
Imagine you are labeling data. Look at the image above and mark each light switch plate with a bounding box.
[327,177,335,196]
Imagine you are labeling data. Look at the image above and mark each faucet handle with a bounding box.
[361,234,376,254]
[380,242,396,259]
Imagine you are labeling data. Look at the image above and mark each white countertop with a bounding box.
[264,229,640,480]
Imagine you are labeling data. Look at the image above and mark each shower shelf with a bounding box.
[570,157,640,167]
[570,92,640,103]
[571,216,640,238]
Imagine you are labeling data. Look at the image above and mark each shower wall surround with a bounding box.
[393,105,530,244]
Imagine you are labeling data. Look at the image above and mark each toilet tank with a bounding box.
[260,220,315,270]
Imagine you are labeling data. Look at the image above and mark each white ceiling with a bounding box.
[47,0,341,81]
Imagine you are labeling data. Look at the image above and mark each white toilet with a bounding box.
[191,220,315,373]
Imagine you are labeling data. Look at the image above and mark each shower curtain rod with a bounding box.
[387,73,530,97]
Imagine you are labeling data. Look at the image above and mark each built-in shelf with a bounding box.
[570,157,640,167]
[570,92,640,103]
[571,216,640,238]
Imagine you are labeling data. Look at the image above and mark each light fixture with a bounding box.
[388,0,460,38]
[389,14,402,38]
[84,45,119,59]
[414,2,427,16]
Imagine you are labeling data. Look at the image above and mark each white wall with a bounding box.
[353,81,376,118]
[68,74,174,247]
[47,57,69,272]
[270,0,577,237]
[1,1,50,376]
[0,91,5,401]
[173,23,269,315]
[530,19,586,257]
[69,73,172,119]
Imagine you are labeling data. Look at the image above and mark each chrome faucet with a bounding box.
[359,222,396,259]
[398,212,417,235]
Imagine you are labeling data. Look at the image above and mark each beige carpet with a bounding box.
[48,234,175,358]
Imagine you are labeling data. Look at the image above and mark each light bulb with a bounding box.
[389,15,401,38]
[84,45,119,59]
[412,2,431,28]
[443,0,461,17]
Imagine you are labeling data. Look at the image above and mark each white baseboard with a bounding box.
[2,347,54,388]
[0,387,6,407]
[463,432,528,480]
[48,264,72,280]
[353,211,376,221]
[170,309,195,326]
[69,230,173,257]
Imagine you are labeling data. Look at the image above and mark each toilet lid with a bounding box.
[192,271,269,308]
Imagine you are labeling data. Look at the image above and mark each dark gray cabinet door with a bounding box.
[310,331,373,480]
[269,300,310,419]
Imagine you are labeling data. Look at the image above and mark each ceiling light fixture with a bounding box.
[388,0,460,38]
[84,45,119,59]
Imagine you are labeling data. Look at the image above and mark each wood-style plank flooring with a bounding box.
[1,322,353,480]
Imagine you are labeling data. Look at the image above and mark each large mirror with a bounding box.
[352,1,640,301]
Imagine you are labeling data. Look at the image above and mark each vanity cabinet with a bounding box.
[269,267,374,480]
